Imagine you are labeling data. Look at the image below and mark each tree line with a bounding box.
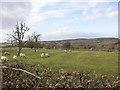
[5,21,119,56]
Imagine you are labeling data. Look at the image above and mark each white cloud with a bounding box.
[26,0,64,28]
[41,26,117,41]
[0,1,118,42]
[1,0,30,2]
[0,29,13,42]
[82,1,118,21]
[1,2,31,29]
[25,0,83,29]
[83,8,102,20]
[41,27,73,40]
[0,2,31,42]
[88,0,119,2]
[74,17,81,23]
[106,11,118,18]
[25,2,44,27]
[89,0,108,2]
[2,1,118,29]
[0,30,4,42]
[105,7,118,18]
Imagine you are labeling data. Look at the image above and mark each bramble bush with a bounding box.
[2,62,120,89]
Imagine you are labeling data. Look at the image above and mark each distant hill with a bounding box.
[41,38,119,46]
[1,37,119,50]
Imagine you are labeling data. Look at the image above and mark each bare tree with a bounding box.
[7,21,29,56]
[32,32,41,52]
[26,32,41,52]
[25,35,34,49]
[6,36,15,47]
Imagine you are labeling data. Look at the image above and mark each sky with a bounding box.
[0,0,119,42]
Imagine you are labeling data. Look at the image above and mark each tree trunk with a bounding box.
[17,46,22,56]
[17,41,22,56]
[34,48,36,52]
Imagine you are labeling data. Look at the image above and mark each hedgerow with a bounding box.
[2,63,120,89]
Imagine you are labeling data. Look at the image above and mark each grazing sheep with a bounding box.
[69,50,71,52]
[13,55,17,60]
[4,52,10,55]
[41,53,50,58]
[64,50,67,53]
[45,53,50,57]
[90,48,93,51]
[0,56,8,62]
[20,53,26,58]
[41,53,45,58]
[64,50,71,52]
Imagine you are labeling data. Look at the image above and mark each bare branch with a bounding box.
[2,66,41,80]
[7,33,20,41]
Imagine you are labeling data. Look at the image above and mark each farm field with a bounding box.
[2,48,118,76]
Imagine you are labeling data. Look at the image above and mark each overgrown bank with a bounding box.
[2,63,120,89]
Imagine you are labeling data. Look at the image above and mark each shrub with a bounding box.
[2,63,120,89]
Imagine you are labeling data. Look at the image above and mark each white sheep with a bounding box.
[20,53,26,58]
[69,50,71,52]
[0,56,8,62]
[90,48,93,51]
[64,50,67,53]
[45,53,50,57]
[41,53,45,58]
[13,55,17,60]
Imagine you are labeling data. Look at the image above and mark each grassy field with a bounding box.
[1,48,118,76]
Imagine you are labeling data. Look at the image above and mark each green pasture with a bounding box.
[1,48,118,76]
